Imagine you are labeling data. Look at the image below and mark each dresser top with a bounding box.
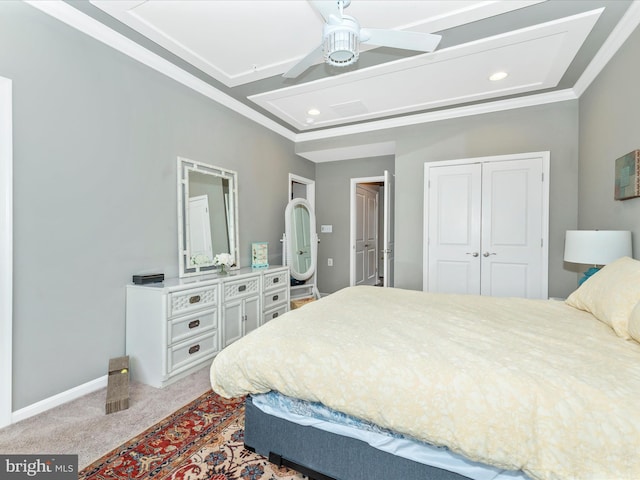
[128,265,288,292]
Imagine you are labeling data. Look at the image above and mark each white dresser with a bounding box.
[126,266,289,388]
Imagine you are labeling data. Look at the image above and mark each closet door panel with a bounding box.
[481,158,544,298]
[427,163,482,294]
[483,262,528,298]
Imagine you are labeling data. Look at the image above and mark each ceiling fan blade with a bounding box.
[309,0,342,23]
[283,45,324,79]
[361,28,442,52]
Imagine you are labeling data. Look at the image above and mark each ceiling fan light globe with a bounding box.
[323,15,360,67]
[324,30,359,66]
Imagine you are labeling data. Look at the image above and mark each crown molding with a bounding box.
[294,89,578,144]
[573,0,640,97]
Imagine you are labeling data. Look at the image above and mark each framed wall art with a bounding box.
[614,149,640,200]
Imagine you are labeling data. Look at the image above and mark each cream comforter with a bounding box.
[210,286,640,480]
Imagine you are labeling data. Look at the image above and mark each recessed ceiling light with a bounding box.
[489,71,508,81]
[307,108,321,116]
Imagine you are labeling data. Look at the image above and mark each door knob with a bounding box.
[466,252,479,257]
[483,252,497,257]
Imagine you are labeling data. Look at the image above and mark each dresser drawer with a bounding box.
[169,285,218,317]
[263,304,288,324]
[264,270,288,291]
[168,309,216,345]
[167,331,218,376]
[263,287,287,310]
[223,277,259,300]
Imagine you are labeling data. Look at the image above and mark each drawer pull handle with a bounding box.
[273,278,279,284]
[188,345,200,355]
[188,320,200,329]
[272,312,279,319]
[189,295,201,304]
[238,285,247,292]
[272,294,279,301]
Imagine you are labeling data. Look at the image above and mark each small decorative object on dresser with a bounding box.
[213,252,233,275]
[614,149,640,200]
[132,273,164,285]
[252,242,269,268]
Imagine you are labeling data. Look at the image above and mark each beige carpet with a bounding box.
[0,366,211,468]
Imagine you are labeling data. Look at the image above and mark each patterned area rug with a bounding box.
[79,391,306,480]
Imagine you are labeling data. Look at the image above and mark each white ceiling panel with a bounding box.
[91,0,322,86]
[249,8,602,130]
[90,0,546,87]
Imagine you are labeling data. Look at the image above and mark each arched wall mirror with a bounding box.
[177,157,239,278]
[284,198,319,299]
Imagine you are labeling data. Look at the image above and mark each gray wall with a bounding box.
[1,2,313,410]
[393,103,579,295]
[302,101,580,298]
[579,24,640,250]
[315,156,394,293]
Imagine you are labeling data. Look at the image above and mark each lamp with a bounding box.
[564,230,632,285]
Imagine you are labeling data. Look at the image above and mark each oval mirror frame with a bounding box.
[284,198,317,281]
[177,157,240,278]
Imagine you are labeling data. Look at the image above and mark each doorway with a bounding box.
[350,171,394,287]
[0,76,13,427]
[355,183,379,286]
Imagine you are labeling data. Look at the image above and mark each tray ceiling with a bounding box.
[60,1,637,135]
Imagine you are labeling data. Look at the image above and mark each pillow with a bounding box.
[565,256,640,339]
[628,301,640,343]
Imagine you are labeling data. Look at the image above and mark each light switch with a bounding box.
[321,225,333,233]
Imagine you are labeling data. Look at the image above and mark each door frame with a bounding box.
[423,151,550,296]
[0,76,13,427]
[288,173,315,210]
[350,176,385,286]
[383,170,394,287]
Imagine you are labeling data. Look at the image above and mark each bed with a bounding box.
[210,256,640,480]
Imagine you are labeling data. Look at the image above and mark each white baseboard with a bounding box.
[11,375,108,424]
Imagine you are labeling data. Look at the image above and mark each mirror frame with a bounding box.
[177,157,239,278]
[284,198,317,281]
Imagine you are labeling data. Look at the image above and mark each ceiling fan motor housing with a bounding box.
[323,15,360,66]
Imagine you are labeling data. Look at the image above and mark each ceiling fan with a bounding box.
[283,0,442,79]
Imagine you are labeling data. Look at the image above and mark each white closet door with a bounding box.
[480,158,544,298]
[427,163,482,294]
[425,153,548,299]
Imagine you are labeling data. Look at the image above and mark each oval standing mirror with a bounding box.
[284,198,317,281]
[177,157,239,277]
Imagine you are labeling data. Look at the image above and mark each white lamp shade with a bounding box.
[564,230,632,265]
